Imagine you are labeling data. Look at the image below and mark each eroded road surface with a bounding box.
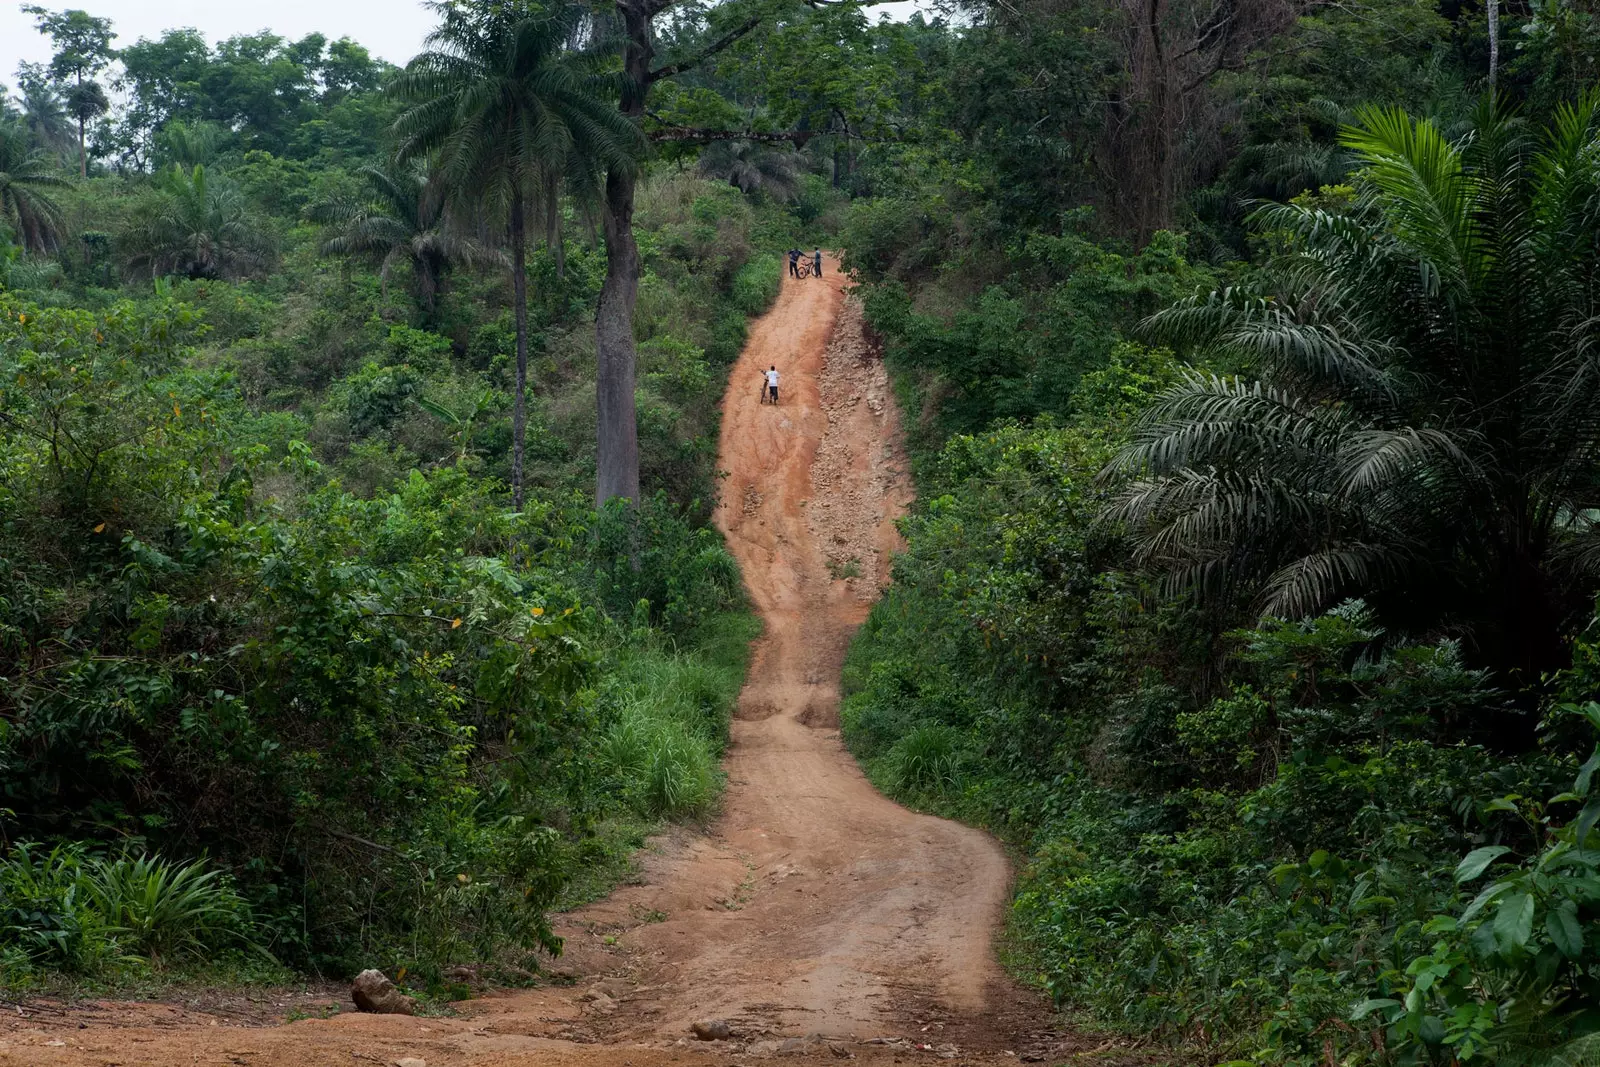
[0,259,1065,1067]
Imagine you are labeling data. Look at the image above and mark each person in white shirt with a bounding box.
[763,365,780,405]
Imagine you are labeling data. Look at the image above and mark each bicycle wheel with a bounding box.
[796,260,813,278]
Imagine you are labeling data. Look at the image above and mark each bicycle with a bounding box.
[795,259,814,279]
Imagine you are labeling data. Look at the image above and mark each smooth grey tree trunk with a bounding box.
[546,172,565,280]
[510,193,529,510]
[594,0,653,506]
[1488,0,1500,90]
[596,164,641,505]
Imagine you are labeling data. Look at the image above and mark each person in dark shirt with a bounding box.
[787,248,801,278]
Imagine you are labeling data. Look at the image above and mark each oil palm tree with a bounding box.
[120,164,273,280]
[390,0,642,509]
[307,161,496,317]
[13,67,73,158]
[1106,95,1600,682]
[698,140,802,201]
[0,121,68,252]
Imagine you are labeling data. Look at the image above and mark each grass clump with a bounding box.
[0,844,262,986]
[886,723,963,795]
[599,625,755,819]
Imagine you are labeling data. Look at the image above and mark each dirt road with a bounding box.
[0,259,1046,1067]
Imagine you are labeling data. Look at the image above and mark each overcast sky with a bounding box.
[0,0,440,89]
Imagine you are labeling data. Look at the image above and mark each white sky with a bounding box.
[0,0,439,90]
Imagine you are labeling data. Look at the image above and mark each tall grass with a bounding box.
[0,844,260,980]
[887,723,963,794]
[598,613,759,820]
[89,855,254,963]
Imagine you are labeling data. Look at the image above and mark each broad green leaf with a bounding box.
[1577,748,1600,796]
[1460,879,1512,922]
[1577,798,1600,848]
[1352,998,1399,1020]
[1455,845,1510,883]
[1494,892,1535,949]
[1546,903,1583,958]
[412,396,460,424]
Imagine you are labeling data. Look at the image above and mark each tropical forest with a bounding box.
[0,0,1597,1066]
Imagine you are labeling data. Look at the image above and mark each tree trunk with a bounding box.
[546,172,565,280]
[510,192,529,510]
[1487,0,1500,91]
[594,0,653,506]
[78,116,86,179]
[596,163,641,505]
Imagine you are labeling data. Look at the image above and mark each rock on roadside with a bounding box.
[691,1018,733,1041]
[351,969,418,1015]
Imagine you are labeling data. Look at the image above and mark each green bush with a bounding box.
[586,493,743,635]
[596,634,747,820]
[731,253,781,317]
[88,855,254,964]
[0,844,120,975]
[839,360,1598,1064]
[0,846,259,979]
[887,723,963,794]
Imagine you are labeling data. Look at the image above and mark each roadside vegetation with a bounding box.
[832,10,1600,1067]
[0,3,815,995]
[2,0,1599,1061]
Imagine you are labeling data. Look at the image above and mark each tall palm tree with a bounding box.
[153,119,224,170]
[390,0,642,509]
[0,122,67,252]
[120,164,274,280]
[307,161,496,317]
[14,69,73,158]
[1105,95,1600,683]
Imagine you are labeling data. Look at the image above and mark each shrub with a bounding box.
[0,846,260,977]
[586,493,742,635]
[597,638,742,821]
[888,723,963,794]
[88,856,254,964]
[0,844,119,975]
[731,253,781,317]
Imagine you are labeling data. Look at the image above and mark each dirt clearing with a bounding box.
[0,259,1086,1067]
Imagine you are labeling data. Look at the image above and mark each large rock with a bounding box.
[351,969,417,1015]
[691,1018,733,1041]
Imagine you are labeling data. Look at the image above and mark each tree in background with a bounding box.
[697,140,802,200]
[1109,97,1600,683]
[0,123,68,252]
[119,164,273,280]
[152,119,224,169]
[592,0,771,506]
[392,0,642,511]
[307,161,497,317]
[23,5,115,178]
[12,64,74,159]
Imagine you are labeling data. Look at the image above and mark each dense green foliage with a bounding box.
[828,4,1600,1064]
[5,0,1600,1058]
[0,1,829,992]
